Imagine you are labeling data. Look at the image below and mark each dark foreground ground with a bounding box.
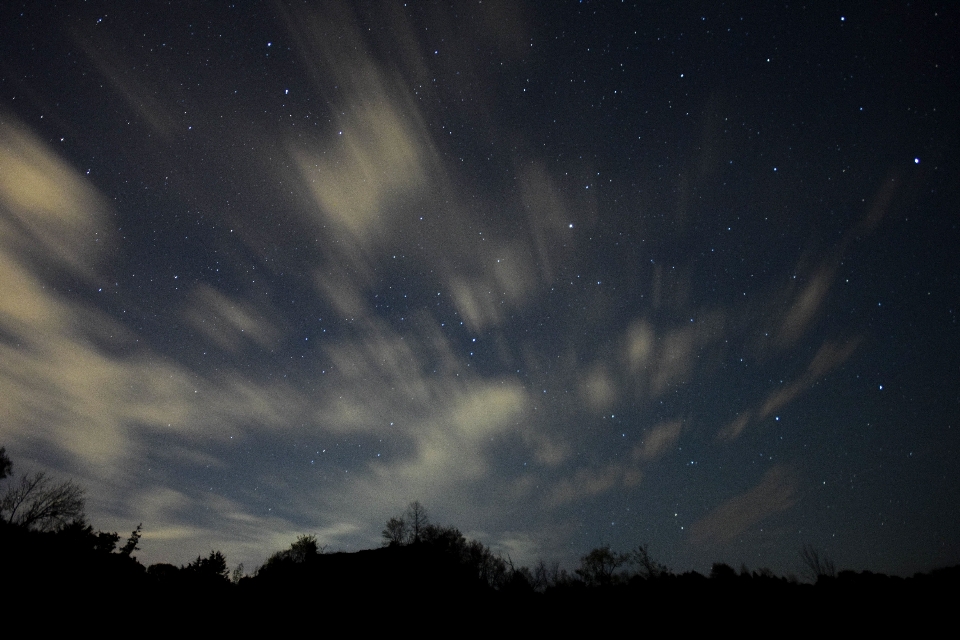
[3,522,953,633]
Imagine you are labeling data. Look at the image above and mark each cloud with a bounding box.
[580,364,617,410]
[688,465,796,546]
[71,31,182,139]
[719,338,860,440]
[625,319,656,374]
[549,461,643,506]
[526,432,572,467]
[633,420,683,461]
[129,486,338,569]
[278,2,569,340]
[519,161,574,281]
[622,312,725,401]
[292,89,430,247]
[0,117,107,278]
[549,464,619,506]
[183,285,283,352]
[776,267,832,347]
[0,117,138,469]
[806,338,860,378]
[284,1,439,260]
[447,244,542,333]
[350,379,527,496]
[718,412,752,441]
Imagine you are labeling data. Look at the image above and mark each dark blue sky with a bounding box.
[1,1,957,578]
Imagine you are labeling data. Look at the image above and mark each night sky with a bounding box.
[1,1,957,578]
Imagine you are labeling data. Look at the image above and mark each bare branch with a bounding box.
[799,544,836,582]
[576,544,630,587]
[0,471,86,531]
[633,543,669,579]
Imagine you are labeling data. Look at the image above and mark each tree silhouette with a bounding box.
[799,544,836,582]
[420,522,463,550]
[231,563,245,584]
[289,534,323,561]
[118,523,142,557]
[632,543,669,579]
[259,534,327,577]
[576,544,630,587]
[147,562,180,584]
[382,516,408,546]
[464,538,509,589]
[0,447,11,480]
[377,509,515,590]
[0,470,85,531]
[186,550,230,583]
[405,501,429,544]
[710,562,737,581]
[532,559,568,592]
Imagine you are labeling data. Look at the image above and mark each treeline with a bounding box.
[1,452,955,629]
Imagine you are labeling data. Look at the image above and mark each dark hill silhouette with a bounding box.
[246,543,493,612]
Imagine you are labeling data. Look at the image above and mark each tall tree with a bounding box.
[405,501,429,544]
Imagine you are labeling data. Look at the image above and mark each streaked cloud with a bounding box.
[720,338,860,440]
[634,420,684,461]
[0,118,106,277]
[777,266,832,347]
[184,285,283,352]
[688,465,797,546]
[549,460,643,506]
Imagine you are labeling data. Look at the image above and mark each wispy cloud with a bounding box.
[688,465,797,546]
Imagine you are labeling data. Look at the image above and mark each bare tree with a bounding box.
[405,500,429,543]
[633,543,669,579]
[799,544,836,582]
[529,559,569,592]
[0,471,85,531]
[531,559,548,592]
[576,544,630,587]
